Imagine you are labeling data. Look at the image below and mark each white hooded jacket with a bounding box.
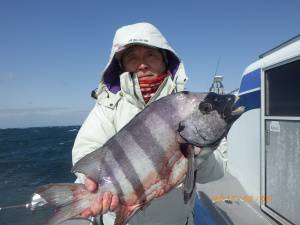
[72,22,227,225]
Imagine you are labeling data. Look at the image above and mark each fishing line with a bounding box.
[0,193,48,212]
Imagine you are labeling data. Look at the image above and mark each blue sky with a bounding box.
[0,0,299,128]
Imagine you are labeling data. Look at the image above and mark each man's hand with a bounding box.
[193,146,202,155]
[81,177,119,217]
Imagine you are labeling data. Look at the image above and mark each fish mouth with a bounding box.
[208,105,245,148]
[231,106,245,116]
[220,94,245,123]
[225,105,245,124]
[231,96,245,116]
[211,104,245,146]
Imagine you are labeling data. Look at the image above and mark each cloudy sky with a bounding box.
[0,0,299,128]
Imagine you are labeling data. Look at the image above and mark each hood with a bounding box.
[100,22,187,94]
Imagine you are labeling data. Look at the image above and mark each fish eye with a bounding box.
[199,102,213,114]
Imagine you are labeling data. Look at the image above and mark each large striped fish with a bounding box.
[33,91,244,225]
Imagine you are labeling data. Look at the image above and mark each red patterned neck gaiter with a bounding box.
[138,72,169,104]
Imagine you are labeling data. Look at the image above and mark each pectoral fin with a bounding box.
[182,146,197,204]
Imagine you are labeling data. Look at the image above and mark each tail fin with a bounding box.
[35,183,93,225]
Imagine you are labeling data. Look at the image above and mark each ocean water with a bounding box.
[0,126,80,225]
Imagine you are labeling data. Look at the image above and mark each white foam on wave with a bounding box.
[67,129,77,132]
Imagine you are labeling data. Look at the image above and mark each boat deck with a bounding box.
[195,173,279,225]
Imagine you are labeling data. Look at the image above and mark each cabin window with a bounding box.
[265,59,300,116]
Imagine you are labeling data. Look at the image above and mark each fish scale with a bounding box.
[32,91,244,225]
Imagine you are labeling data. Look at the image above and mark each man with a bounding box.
[72,22,227,225]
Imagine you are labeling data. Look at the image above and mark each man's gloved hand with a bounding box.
[193,137,228,168]
[193,138,228,183]
[193,146,214,166]
[80,177,119,217]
